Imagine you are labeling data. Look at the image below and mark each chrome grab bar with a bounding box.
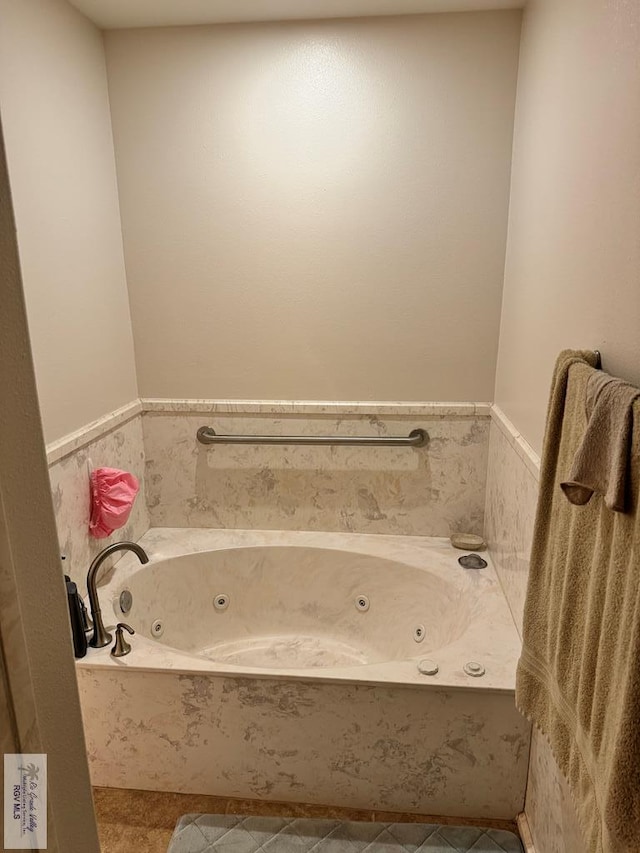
[196,426,429,447]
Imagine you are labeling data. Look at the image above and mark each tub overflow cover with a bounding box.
[119,589,133,614]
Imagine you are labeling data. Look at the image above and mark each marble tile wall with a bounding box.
[525,734,585,853]
[484,405,585,853]
[47,403,149,593]
[142,402,490,537]
[77,667,530,819]
[47,400,490,584]
[484,409,539,636]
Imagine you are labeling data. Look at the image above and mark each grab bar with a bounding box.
[196,426,429,447]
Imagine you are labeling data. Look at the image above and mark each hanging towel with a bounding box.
[561,369,640,512]
[516,349,640,853]
[89,467,139,539]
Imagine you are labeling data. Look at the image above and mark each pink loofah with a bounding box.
[89,467,139,539]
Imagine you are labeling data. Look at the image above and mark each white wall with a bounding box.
[0,0,138,444]
[495,0,640,454]
[105,12,521,403]
[492,1,640,850]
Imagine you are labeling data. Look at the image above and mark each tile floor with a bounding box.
[94,788,520,853]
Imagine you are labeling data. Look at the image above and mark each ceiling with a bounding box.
[68,0,524,29]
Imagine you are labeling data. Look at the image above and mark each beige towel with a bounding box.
[561,370,640,512]
[516,349,640,853]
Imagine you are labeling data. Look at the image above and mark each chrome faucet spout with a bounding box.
[87,541,149,648]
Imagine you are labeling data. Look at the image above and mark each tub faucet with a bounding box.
[87,541,149,648]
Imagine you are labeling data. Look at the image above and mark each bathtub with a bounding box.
[77,528,530,819]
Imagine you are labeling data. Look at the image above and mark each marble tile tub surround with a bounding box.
[46,399,490,589]
[47,402,149,593]
[484,407,539,636]
[524,734,584,853]
[78,667,530,819]
[483,405,585,853]
[142,401,491,537]
[77,528,529,821]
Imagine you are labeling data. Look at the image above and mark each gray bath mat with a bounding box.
[167,814,524,853]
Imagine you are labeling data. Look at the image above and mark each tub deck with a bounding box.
[78,527,522,693]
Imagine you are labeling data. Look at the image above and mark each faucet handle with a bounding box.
[79,597,93,633]
[111,623,135,658]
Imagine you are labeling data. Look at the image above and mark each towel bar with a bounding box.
[196,427,429,447]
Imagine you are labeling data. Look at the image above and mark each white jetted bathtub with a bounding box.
[77,529,530,819]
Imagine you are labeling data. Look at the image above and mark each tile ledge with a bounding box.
[46,400,142,465]
[490,406,541,482]
[517,812,536,853]
[46,398,494,465]
[140,398,490,417]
